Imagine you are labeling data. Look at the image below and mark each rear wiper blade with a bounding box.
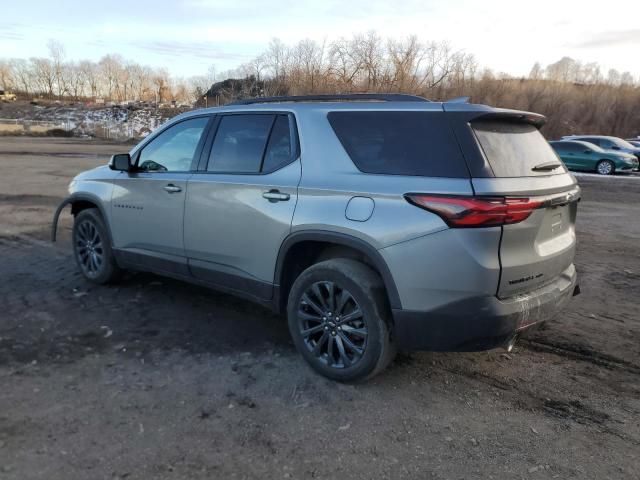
[532,161,562,171]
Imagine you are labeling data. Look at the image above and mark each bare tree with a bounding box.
[47,39,67,98]
[31,57,55,98]
[0,60,14,90]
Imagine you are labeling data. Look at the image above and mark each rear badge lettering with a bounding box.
[509,273,543,285]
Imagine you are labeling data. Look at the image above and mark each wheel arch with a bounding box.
[596,158,615,173]
[51,193,112,243]
[274,230,402,314]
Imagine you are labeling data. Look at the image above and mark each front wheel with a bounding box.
[72,208,121,284]
[287,259,396,382]
[596,160,614,175]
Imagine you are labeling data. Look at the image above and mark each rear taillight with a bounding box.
[405,194,543,227]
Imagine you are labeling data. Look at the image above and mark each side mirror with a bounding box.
[611,146,620,150]
[109,153,132,172]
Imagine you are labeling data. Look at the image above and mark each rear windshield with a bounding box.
[472,121,566,177]
[328,111,469,177]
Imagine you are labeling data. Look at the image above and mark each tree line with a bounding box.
[1,34,639,138]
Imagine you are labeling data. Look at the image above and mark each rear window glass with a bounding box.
[328,111,469,177]
[473,121,566,177]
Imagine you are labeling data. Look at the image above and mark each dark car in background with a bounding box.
[562,135,640,161]
[625,139,640,148]
[550,140,638,175]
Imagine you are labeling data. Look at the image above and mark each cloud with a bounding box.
[0,22,25,40]
[570,29,640,48]
[138,41,250,61]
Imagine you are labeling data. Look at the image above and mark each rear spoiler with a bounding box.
[442,104,549,178]
[471,111,547,128]
[442,103,547,128]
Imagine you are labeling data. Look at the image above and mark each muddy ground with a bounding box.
[0,136,638,479]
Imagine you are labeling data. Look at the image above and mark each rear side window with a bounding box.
[553,142,581,153]
[207,114,294,173]
[472,121,566,177]
[328,111,469,177]
[208,115,273,173]
[262,115,292,172]
[576,137,600,147]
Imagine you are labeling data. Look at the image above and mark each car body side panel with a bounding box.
[291,107,474,249]
[53,167,118,242]
[68,165,118,223]
[379,228,502,311]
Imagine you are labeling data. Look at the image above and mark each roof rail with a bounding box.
[229,93,430,105]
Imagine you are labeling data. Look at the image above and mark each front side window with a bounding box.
[137,117,209,172]
[563,142,582,153]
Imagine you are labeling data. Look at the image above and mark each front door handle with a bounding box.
[163,184,182,193]
[262,189,290,202]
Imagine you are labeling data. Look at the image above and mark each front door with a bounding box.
[111,116,210,274]
[184,113,301,299]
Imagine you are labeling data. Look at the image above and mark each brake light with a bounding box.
[405,194,543,227]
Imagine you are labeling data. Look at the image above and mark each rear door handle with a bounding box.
[262,189,290,202]
[163,184,182,193]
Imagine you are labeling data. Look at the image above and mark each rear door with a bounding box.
[184,113,301,299]
[452,113,579,299]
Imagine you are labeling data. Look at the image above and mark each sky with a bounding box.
[2,0,640,79]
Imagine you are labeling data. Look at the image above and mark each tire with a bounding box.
[72,208,121,284]
[596,160,614,175]
[287,259,396,382]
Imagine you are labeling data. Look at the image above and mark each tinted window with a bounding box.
[328,111,468,177]
[554,142,583,153]
[208,115,274,173]
[262,115,293,172]
[550,142,568,153]
[138,117,208,172]
[576,137,600,147]
[473,121,566,177]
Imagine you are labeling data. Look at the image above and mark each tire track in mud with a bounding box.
[429,361,640,446]
[521,339,640,375]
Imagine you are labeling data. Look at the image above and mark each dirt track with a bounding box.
[0,137,639,479]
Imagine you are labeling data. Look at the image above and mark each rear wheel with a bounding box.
[596,159,614,175]
[287,259,395,382]
[72,209,121,284]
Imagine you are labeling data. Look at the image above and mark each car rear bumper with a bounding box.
[392,264,578,351]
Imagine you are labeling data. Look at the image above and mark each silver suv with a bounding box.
[52,94,580,381]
